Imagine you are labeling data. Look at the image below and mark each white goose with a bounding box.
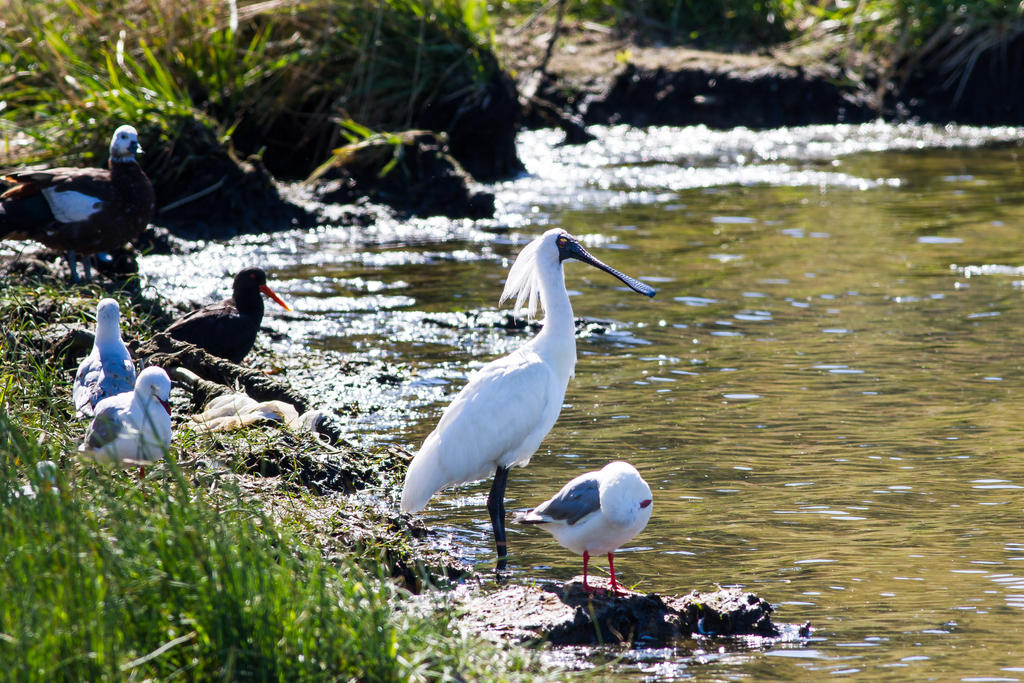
[400,229,655,567]
[73,298,136,418]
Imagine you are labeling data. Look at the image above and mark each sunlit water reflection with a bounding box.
[141,123,1024,679]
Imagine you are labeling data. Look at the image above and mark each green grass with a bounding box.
[0,0,501,180]
[0,276,542,681]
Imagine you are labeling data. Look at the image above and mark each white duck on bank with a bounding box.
[79,366,172,467]
[400,229,656,568]
[73,298,136,418]
[519,461,653,595]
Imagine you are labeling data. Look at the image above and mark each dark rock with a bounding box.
[416,69,525,181]
[133,226,189,256]
[308,130,494,219]
[582,62,874,129]
[46,325,94,370]
[0,254,58,284]
[91,246,139,281]
[460,580,793,647]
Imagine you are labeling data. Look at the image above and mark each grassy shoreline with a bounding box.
[0,265,541,680]
[3,1,1022,184]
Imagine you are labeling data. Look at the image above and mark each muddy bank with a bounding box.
[127,19,1024,240]
[0,255,463,586]
[307,130,495,220]
[459,580,809,648]
[507,18,1024,134]
[521,44,875,130]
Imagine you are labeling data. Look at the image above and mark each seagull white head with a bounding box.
[110,124,142,163]
[599,461,654,526]
[500,229,656,318]
[135,367,172,415]
[94,298,123,342]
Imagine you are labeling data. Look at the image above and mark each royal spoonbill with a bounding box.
[165,267,291,363]
[519,461,652,594]
[400,229,655,567]
[73,298,136,418]
[79,366,172,470]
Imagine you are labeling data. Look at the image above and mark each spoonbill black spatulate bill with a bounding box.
[400,229,655,569]
[519,461,653,595]
[73,298,136,418]
[165,267,291,363]
[0,125,154,282]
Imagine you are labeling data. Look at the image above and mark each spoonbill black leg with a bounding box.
[487,465,510,568]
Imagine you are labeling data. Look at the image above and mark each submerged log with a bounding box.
[460,580,808,647]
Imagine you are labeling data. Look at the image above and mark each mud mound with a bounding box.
[461,580,808,647]
[143,116,314,239]
[309,130,494,219]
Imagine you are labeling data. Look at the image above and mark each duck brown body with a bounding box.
[0,162,154,253]
[0,125,154,281]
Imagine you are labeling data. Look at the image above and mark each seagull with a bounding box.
[79,366,172,468]
[400,229,655,568]
[73,298,136,418]
[519,461,653,595]
[0,125,155,282]
[164,267,291,363]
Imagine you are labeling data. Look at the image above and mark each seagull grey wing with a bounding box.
[99,356,136,397]
[529,476,601,525]
[73,355,101,416]
[85,404,123,449]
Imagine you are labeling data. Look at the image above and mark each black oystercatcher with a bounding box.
[0,125,155,282]
[165,267,291,363]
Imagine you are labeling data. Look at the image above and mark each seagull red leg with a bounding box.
[582,551,594,593]
[608,552,626,596]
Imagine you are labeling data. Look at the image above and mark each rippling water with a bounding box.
[142,123,1024,679]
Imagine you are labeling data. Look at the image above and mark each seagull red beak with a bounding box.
[159,398,172,415]
[640,499,652,508]
[259,284,292,312]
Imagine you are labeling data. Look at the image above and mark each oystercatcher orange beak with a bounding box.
[259,284,292,312]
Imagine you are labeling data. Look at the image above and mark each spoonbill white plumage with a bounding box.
[519,461,653,595]
[73,298,136,418]
[400,229,655,567]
